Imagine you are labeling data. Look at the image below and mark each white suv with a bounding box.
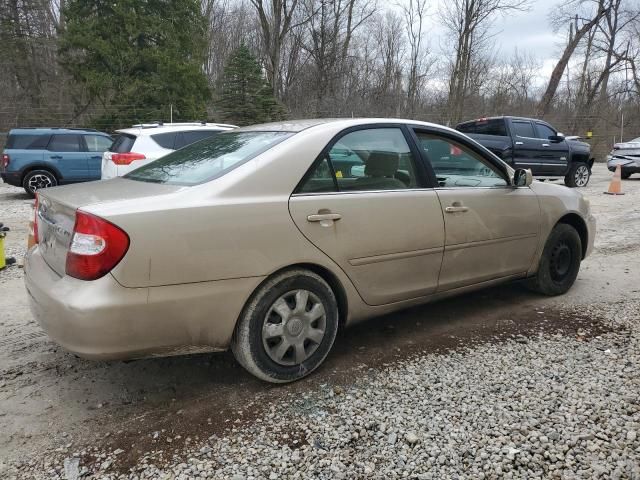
[101,122,236,179]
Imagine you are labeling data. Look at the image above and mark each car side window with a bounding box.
[152,132,178,149]
[182,130,218,146]
[48,135,82,152]
[535,123,556,140]
[511,121,536,138]
[416,133,508,188]
[298,158,337,193]
[85,135,113,152]
[330,128,419,191]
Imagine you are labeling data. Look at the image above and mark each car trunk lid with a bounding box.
[36,178,184,277]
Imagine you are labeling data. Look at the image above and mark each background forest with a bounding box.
[1,0,639,158]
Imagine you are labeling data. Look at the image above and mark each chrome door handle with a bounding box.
[445,206,469,213]
[542,143,549,147]
[307,213,342,222]
[515,141,524,146]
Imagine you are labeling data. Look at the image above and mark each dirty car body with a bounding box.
[24,118,596,382]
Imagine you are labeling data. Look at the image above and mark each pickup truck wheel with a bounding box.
[22,170,58,197]
[231,269,339,383]
[564,163,590,188]
[526,224,582,296]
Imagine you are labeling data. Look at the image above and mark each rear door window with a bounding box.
[511,121,536,138]
[48,135,82,152]
[84,135,113,152]
[151,132,178,149]
[109,133,136,153]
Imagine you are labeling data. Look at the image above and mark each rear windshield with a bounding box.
[124,131,293,185]
[6,134,51,150]
[109,133,136,153]
[456,119,507,136]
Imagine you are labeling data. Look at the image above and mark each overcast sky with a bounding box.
[422,0,568,83]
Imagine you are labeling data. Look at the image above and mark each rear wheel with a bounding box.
[621,172,632,179]
[231,269,339,383]
[564,163,590,187]
[22,169,58,197]
[526,224,582,296]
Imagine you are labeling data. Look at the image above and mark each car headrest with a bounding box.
[365,151,399,177]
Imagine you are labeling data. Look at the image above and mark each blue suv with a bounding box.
[1,128,113,196]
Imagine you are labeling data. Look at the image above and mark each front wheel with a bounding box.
[22,169,58,197]
[231,269,339,383]
[621,172,632,180]
[564,163,590,188]
[526,224,582,296]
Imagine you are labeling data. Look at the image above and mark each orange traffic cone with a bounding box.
[604,164,625,195]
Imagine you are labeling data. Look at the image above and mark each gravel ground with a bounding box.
[1,167,640,479]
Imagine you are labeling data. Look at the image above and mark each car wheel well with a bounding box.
[21,165,59,183]
[257,264,348,329]
[557,213,588,259]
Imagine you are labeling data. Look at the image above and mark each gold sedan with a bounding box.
[24,119,595,382]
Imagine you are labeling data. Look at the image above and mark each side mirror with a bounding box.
[548,135,565,143]
[513,168,533,187]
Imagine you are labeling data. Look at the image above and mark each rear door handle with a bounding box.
[515,141,524,146]
[542,143,550,147]
[307,213,342,222]
[91,155,102,159]
[50,155,62,159]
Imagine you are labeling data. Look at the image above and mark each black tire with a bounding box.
[526,224,582,296]
[231,269,339,383]
[621,172,632,180]
[22,169,58,197]
[564,162,590,187]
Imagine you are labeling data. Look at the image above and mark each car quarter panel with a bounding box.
[24,245,264,358]
[527,181,595,271]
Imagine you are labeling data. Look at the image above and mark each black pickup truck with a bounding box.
[456,116,594,187]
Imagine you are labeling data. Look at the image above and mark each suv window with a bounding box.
[6,134,51,150]
[176,130,220,149]
[415,132,508,188]
[457,119,507,136]
[535,123,556,140]
[125,131,292,185]
[151,132,177,149]
[85,135,113,152]
[48,134,82,152]
[109,133,136,153]
[511,121,536,138]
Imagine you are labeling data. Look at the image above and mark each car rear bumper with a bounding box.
[1,171,21,186]
[24,246,262,360]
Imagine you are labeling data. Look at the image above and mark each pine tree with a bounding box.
[217,46,286,126]
[60,0,210,129]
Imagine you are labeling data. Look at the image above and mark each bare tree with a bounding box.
[536,0,610,117]
[399,0,433,115]
[250,0,306,97]
[440,0,528,125]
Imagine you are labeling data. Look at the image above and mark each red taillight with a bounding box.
[65,211,130,280]
[1,154,9,169]
[110,152,146,165]
[33,194,39,244]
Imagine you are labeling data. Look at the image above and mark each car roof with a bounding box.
[457,116,551,125]
[234,117,463,134]
[116,123,237,136]
[9,127,109,136]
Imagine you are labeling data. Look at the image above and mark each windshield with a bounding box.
[124,131,293,185]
